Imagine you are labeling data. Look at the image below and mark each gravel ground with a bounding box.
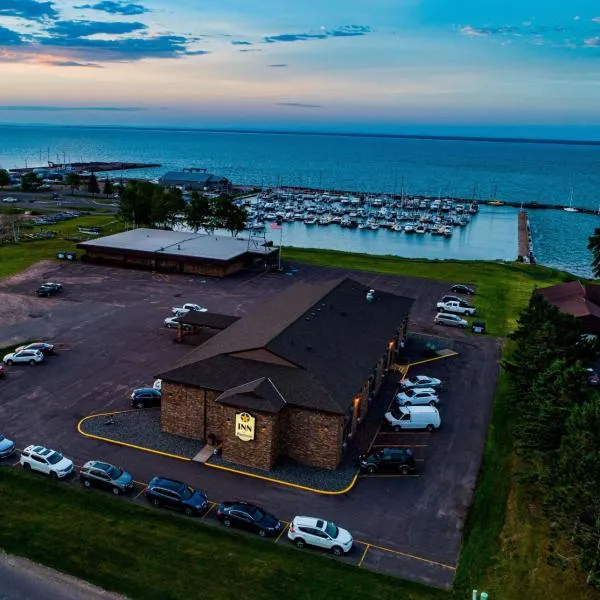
[80,409,205,459]
[208,454,358,493]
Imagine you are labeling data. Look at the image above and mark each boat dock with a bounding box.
[10,161,161,175]
[518,210,535,263]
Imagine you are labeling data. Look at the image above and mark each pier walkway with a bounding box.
[518,210,532,262]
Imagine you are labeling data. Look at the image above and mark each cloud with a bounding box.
[0,105,146,111]
[0,0,58,22]
[238,48,261,52]
[73,1,149,15]
[0,25,24,45]
[47,20,147,38]
[592,17,600,24]
[264,24,371,44]
[267,63,287,67]
[584,36,600,47]
[459,25,488,38]
[276,102,322,108]
[231,40,251,45]
[47,60,103,67]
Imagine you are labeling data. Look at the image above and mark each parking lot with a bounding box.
[0,260,502,589]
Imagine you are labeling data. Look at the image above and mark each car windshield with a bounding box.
[47,452,63,465]
[390,405,402,419]
[180,485,195,500]
[405,389,415,397]
[108,466,123,479]
[325,521,339,538]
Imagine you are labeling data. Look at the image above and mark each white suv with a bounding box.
[288,516,353,556]
[396,387,439,406]
[3,349,44,365]
[20,445,74,479]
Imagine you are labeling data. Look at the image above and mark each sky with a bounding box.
[0,0,599,138]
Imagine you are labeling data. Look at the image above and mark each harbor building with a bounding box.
[157,278,412,471]
[159,169,231,192]
[77,228,277,278]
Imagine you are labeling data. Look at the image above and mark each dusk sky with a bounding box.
[0,0,599,137]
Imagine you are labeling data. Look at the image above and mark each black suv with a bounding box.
[144,476,208,516]
[130,388,161,409]
[36,284,61,297]
[216,501,282,537]
[359,447,416,475]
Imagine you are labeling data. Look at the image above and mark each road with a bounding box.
[0,553,125,600]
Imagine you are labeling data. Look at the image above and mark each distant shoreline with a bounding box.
[0,123,599,147]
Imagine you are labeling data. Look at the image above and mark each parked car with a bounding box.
[153,379,162,391]
[288,516,353,556]
[20,445,73,479]
[359,447,416,474]
[41,282,63,291]
[401,375,442,390]
[79,460,134,495]
[3,349,44,365]
[434,312,468,328]
[15,342,55,356]
[36,284,61,297]
[441,295,473,308]
[0,434,16,458]
[384,405,441,432]
[1,197,19,204]
[131,387,161,409]
[164,317,192,330]
[0,364,4,378]
[396,387,439,406]
[216,501,282,537]
[144,476,208,516]
[171,303,208,316]
[435,300,476,316]
[450,284,475,295]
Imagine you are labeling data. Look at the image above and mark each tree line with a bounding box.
[505,292,600,584]
[118,181,247,236]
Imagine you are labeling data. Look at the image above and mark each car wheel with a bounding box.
[151,498,160,507]
[112,487,120,496]
[258,529,267,538]
[6,360,12,366]
[404,401,412,406]
[429,400,437,406]
[294,538,305,549]
[135,401,145,409]
[23,462,31,471]
[399,465,410,475]
[184,507,194,517]
[366,464,376,474]
[425,424,435,432]
[393,425,402,432]
[223,517,232,527]
[331,546,343,557]
[29,360,36,366]
[83,479,92,488]
[50,471,58,480]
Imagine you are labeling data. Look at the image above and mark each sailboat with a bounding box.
[564,188,578,212]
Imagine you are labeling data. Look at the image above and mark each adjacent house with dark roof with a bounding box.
[538,281,600,335]
[158,278,412,470]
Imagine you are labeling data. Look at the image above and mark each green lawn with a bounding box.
[0,215,124,279]
[283,248,572,336]
[0,469,447,600]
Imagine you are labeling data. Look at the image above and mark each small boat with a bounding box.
[564,188,578,212]
[415,225,426,234]
[304,216,317,225]
[247,221,265,231]
[404,223,416,233]
[318,216,331,226]
[358,221,369,230]
[443,226,452,237]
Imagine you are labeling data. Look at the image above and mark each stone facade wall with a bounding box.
[280,408,344,470]
[219,405,279,471]
[160,382,206,440]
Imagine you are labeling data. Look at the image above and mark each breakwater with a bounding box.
[10,161,161,175]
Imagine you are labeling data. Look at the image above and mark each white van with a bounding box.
[384,405,441,432]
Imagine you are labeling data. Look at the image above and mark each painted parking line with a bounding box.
[274,521,290,543]
[201,502,217,520]
[355,540,456,571]
[134,487,147,500]
[358,543,371,567]
[11,458,21,467]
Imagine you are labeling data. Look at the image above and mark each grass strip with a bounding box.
[0,468,447,600]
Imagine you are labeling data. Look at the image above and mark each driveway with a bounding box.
[0,261,501,590]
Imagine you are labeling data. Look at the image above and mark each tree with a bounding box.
[0,169,9,188]
[215,197,247,236]
[87,173,100,196]
[588,228,600,279]
[185,192,211,233]
[150,187,184,229]
[20,172,39,192]
[65,172,81,195]
[102,179,114,198]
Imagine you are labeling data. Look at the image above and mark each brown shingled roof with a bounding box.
[216,377,287,414]
[174,311,240,329]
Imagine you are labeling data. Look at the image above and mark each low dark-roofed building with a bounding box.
[538,281,600,335]
[159,170,230,192]
[158,278,412,470]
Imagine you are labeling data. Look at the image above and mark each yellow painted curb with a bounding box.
[77,410,192,462]
[355,540,456,571]
[404,350,459,368]
[204,460,359,496]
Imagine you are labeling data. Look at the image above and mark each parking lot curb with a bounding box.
[203,461,360,496]
[77,412,192,462]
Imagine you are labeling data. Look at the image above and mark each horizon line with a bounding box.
[0,123,599,146]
